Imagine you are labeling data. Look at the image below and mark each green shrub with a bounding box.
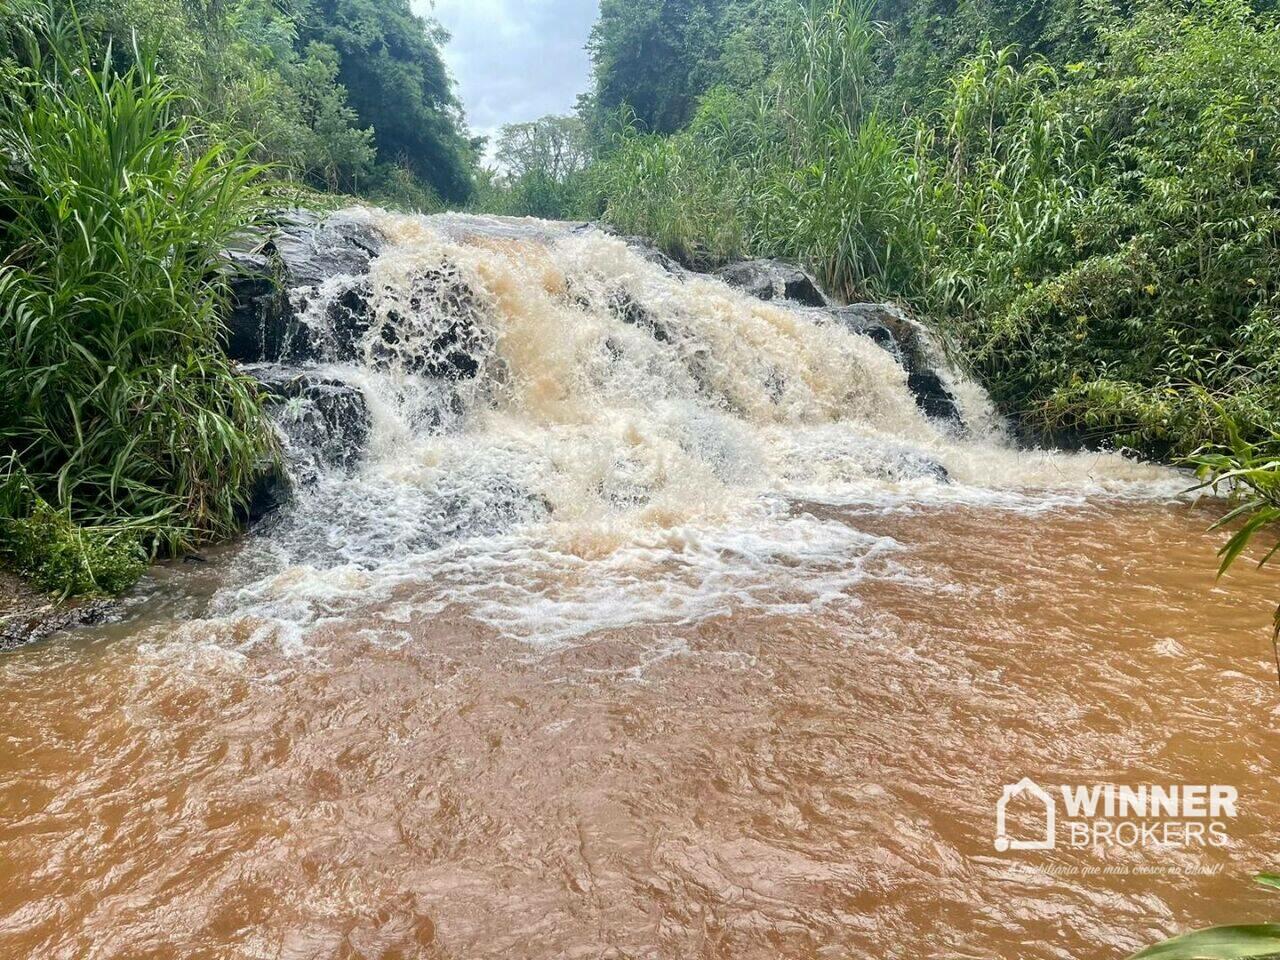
[0,1,278,577]
[0,459,147,596]
[1,502,147,597]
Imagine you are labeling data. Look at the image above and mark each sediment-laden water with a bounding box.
[1,211,1276,959]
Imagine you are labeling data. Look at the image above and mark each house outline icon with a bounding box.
[994,777,1056,851]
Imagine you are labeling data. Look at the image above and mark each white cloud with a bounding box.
[413,0,599,150]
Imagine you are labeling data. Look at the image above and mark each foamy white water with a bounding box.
[210,208,1187,647]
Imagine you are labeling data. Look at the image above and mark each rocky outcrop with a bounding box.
[223,211,483,382]
[272,209,384,289]
[828,302,962,424]
[243,364,373,517]
[222,250,290,362]
[222,210,386,366]
[713,259,830,308]
[0,570,116,651]
[707,255,961,424]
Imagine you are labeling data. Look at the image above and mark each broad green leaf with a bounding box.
[1129,925,1280,960]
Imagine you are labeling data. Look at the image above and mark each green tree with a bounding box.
[300,0,477,203]
[496,115,590,183]
[470,115,593,220]
[69,0,377,192]
[587,0,732,136]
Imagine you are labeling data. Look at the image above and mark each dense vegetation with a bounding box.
[469,114,593,219]
[582,0,1280,457]
[71,0,478,206]
[0,2,278,593]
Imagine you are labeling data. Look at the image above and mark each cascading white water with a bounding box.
[207,208,1185,649]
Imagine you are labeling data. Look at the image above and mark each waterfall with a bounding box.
[213,208,1182,648]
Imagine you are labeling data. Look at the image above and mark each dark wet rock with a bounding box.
[828,303,962,424]
[908,371,961,423]
[829,303,905,364]
[245,365,372,513]
[608,288,672,343]
[831,303,939,372]
[272,209,384,290]
[222,251,290,363]
[372,267,487,380]
[246,462,291,524]
[0,571,116,651]
[714,259,830,307]
[283,280,369,366]
[764,369,786,403]
[221,210,387,365]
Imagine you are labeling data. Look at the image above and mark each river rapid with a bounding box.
[1,210,1277,959]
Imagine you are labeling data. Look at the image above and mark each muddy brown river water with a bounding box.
[2,212,1277,958]
[2,502,1277,959]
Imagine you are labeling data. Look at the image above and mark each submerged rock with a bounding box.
[714,259,830,307]
[594,225,686,277]
[607,287,673,343]
[372,266,487,380]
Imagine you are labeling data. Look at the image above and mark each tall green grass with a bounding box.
[0,1,277,593]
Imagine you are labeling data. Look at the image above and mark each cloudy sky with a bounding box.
[416,0,600,155]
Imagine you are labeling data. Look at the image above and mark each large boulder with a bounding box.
[222,250,291,363]
[713,259,830,307]
[221,210,387,366]
[222,212,485,381]
[271,209,384,289]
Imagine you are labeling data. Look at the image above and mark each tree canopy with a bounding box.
[300,0,477,203]
[66,0,477,205]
